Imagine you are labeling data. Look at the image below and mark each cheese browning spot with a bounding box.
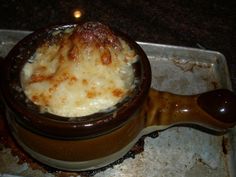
[87,90,96,99]
[48,85,57,93]
[21,22,137,117]
[68,76,77,85]
[68,46,79,61]
[29,74,48,84]
[112,89,124,98]
[101,48,112,65]
[32,93,51,107]
[82,79,88,85]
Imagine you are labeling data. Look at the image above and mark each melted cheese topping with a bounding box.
[21,22,137,117]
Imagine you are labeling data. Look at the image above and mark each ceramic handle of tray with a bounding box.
[143,88,236,133]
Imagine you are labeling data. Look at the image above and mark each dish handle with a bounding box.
[143,88,236,133]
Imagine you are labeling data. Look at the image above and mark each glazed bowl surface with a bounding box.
[0,22,151,139]
[0,22,152,170]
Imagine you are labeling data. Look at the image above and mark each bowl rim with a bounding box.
[0,22,151,139]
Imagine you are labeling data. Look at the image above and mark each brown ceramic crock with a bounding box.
[0,22,236,171]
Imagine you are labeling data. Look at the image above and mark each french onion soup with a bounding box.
[21,22,138,117]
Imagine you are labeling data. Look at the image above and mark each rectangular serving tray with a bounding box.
[0,29,235,177]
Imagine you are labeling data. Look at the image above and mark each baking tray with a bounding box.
[0,30,235,177]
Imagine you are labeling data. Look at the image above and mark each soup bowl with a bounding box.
[0,22,236,171]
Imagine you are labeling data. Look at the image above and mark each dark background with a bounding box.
[0,0,236,90]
